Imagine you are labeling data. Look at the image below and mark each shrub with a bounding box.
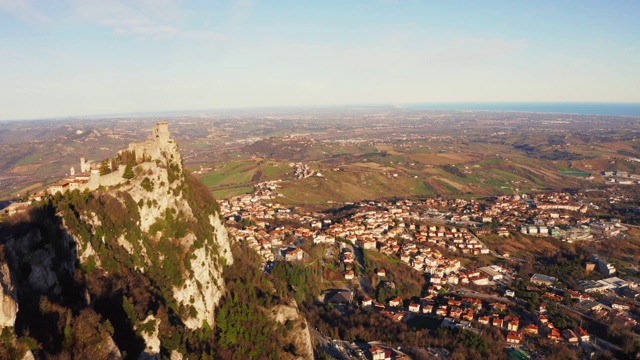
[141,177,154,192]
[122,164,134,179]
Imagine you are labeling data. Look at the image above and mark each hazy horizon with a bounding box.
[4,102,640,122]
[2,1,639,120]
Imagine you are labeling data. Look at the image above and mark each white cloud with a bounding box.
[113,25,177,40]
[0,0,53,25]
[74,0,228,41]
[98,17,152,27]
[180,30,231,41]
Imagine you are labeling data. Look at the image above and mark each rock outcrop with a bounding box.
[270,300,314,360]
[66,122,233,333]
[0,258,18,329]
[0,122,232,358]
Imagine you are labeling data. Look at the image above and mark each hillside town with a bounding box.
[220,181,640,359]
[4,165,640,358]
[3,127,640,358]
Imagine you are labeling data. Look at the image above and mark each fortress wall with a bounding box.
[82,171,101,191]
[129,143,162,163]
[62,122,175,194]
[98,165,126,188]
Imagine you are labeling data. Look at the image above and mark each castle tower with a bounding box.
[80,157,90,173]
[153,121,170,147]
[70,166,75,176]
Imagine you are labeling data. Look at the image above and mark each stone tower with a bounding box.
[80,157,91,173]
[153,121,170,147]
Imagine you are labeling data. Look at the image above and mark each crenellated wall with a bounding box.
[62,122,177,194]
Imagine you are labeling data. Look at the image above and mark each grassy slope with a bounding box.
[196,152,595,205]
[188,135,636,205]
[481,232,562,258]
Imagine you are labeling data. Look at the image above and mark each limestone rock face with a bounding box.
[1,122,233,357]
[0,261,18,328]
[138,315,161,359]
[21,350,36,360]
[25,249,57,293]
[170,220,231,329]
[116,142,231,330]
[270,301,314,360]
[210,214,234,266]
[68,122,233,337]
[3,227,76,299]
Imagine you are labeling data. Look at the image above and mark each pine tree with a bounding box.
[99,160,111,175]
[122,164,134,179]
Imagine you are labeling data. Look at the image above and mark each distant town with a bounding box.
[215,178,640,359]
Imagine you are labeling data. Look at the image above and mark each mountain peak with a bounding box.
[1,122,233,358]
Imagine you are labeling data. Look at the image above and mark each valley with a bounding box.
[2,109,640,359]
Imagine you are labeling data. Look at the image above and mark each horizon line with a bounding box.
[3,101,640,122]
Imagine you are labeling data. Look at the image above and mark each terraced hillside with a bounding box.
[196,136,609,205]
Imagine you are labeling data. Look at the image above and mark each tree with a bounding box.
[99,160,112,175]
[122,164,134,179]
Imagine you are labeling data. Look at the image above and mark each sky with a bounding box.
[1,0,639,120]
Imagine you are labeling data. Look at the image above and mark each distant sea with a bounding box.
[403,103,640,117]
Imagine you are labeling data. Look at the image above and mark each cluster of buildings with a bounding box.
[2,201,31,216]
[218,182,640,358]
[378,288,597,347]
[47,157,125,195]
[589,254,617,276]
[520,220,625,241]
[530,267,639,329]
[477,192,632,242]
[574,298,639,328]
[220,182,636,293]
[222,192,497,286]
[529,275,639,330]
[602,170,640,185]
[223,188,633,302]
[290,162,322,179]
[376,265,637,348]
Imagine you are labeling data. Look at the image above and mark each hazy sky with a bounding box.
[1,0,639,120]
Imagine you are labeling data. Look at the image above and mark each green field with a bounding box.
[182,129,634,206]
[16,154,41,166]
[197,151,597,204]
[560,170,592,177]
[198,159,292,199]
[213,186,254,199]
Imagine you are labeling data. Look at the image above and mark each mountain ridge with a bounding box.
[0,123,234,358]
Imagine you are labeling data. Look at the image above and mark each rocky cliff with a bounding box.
[0,122,317,359]
[270,300,314,360]
[0,256,18,329]
[74,142,234,331]
[0,123,233,358]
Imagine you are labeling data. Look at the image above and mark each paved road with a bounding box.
[310,328,353,359]
[592,336,625,353]
[454,288,515,304]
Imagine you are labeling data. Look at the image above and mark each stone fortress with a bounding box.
[48,122,177,195]
[127,121,177,162]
